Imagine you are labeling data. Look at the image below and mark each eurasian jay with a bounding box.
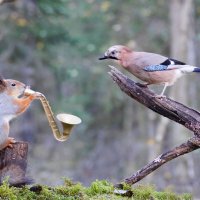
[99,45,200,96]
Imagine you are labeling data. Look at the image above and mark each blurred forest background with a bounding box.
[1,0,200,198]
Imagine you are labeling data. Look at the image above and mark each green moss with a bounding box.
[0,179,192,200]
[85,180,114,196]
[132,185,155,199]
[180,193,193,200]
[0,179,18,200]
[56,179,84,199]
[16,187,38,200]
[152,192,192,200]
[152,191,180,200]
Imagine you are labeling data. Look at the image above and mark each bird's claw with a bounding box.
[154,94,166,99]
[136,83,148,88]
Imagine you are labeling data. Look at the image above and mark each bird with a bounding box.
[99,45,200,96]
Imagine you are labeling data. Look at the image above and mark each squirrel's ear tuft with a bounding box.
[0,75,6,92]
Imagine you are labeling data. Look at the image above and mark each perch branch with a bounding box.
[108,65,200,135]
[108,65,200,186]
[124,136,200,185]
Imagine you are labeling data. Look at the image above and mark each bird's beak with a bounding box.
[99,55,108,60]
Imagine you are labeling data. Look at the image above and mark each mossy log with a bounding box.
[108,65,200,186]
[0,141,32,187]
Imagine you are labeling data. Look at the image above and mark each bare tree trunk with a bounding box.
[170,0,194,103]
[145,1,197,181]
[122,98,134,134]
[169,0,196,187]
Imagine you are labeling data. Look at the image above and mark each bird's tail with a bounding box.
[178,65,200,73]
[193,67,200,73]
[144,64,200,73]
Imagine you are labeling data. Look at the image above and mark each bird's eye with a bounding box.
[111,51,115,55]
[11,83,16,87]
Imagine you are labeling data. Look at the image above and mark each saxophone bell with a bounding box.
[56,113,81,141]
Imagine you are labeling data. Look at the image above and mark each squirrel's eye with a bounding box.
[11,83,16,87]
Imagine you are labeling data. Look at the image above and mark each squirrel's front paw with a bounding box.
[6,137,16,148]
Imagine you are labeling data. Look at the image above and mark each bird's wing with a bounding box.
[133,52,185,68]
[144,64,197,73]
[144,65,180,72]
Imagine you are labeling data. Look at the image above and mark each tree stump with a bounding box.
[0,141,32,187]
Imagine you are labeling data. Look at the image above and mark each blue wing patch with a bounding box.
[144,65,168,72]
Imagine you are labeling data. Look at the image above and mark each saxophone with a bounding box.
[24,88,81,142]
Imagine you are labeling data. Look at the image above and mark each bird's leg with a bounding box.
[136,82,149,88]
[160,83,168,96]
[155,83,168,98]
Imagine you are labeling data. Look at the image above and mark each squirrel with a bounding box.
[0,76,40,150]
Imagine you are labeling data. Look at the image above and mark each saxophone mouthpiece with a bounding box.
[24,87,43,98]
[24,87,37,95]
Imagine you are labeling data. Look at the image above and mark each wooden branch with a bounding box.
[124,136,200,185]
[0,141,32,187]
[108,65,200,186]
[108,65,200,135]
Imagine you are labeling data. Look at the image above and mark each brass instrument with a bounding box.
[24,88,81,142]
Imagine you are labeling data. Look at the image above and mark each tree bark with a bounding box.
[108,65,200,185]
[169,0,196,186]
[0,141,32,187]
[124,136,200,185]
